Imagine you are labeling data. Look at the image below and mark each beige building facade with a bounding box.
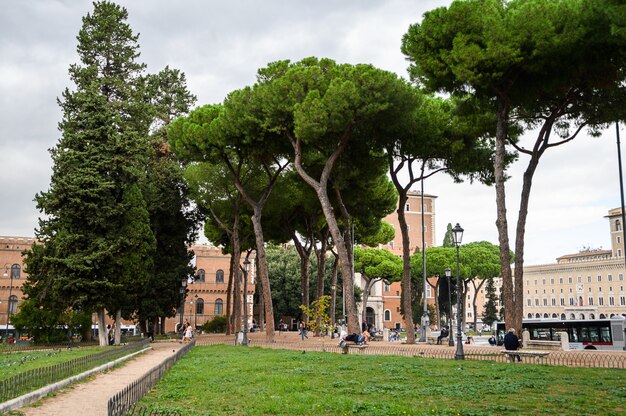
[522,208,626,321]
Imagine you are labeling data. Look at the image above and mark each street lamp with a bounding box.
[445,267,454,347]
[4,264,20,340]
[452,223,464,360]
[179,278,187,330]
[242,258,250,346]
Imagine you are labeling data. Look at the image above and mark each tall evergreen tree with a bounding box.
[482,277,499,327]
[24,1,154,346]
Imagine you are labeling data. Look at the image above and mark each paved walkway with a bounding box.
[18,341,184,416]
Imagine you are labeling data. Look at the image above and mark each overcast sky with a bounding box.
[0,0,622,265]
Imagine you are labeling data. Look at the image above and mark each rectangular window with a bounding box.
[587,276,592,283]
[559,278,563,284]
[405,204,410,211]
[550,278,554,284]
[542,278,546,285]
[569,297,574,305]
[526,279,530,286]
[527,299,531,306]
[426,286,432,298]
[551,298,556,306]
[588,297,594,306]
[599,297,604,306]
[619,273,624,281]
[568,277,573,284]
[619,249,623,257]
[618,236,622,244]
[534,279,538,285]
[577,276,582,283]
[384,284,390,292]
[608,274,613,282]
[620,296,625,306]
[535,298,539,306]
[560,298,565,306]
[598,275,602,282]
[543,298,547,306]
[609,297,615,306]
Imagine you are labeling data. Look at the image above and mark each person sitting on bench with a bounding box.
[504,328,521,362]
[437,327,449,345]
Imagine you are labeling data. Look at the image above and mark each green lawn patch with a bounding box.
[136,345,626,415]
[0,346,105,381]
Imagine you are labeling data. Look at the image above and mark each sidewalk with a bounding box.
[17,341,184,416]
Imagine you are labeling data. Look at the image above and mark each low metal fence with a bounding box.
[0,340,99,354]
[195,336,626,368]
[107,339,195,416]
[117,404,181,416]
[0,339,150,402]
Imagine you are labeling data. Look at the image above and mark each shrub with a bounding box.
[201,315,227,333]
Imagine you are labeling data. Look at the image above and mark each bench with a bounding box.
[501,349,550,363]
[370,333,383,342]
[427,336,449,345]
[340,342,368,354]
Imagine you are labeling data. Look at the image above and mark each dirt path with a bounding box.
[19,341,183,416]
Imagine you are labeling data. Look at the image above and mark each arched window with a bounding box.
[527,313,533,318]
[196,298,204,315]
[214,298,223,316]
[560,313,566,320]
[610,313,615,318]
[535,313,541,318]
[589,313,595,319]
[543,313,549,318]
[216,269,224,284]
[8,295,18,315]
[569,313,576,320]
[196,269,205,283]
[384,310,391,321]
[551,313,558,318]
[599,313,606,319]
[579,313,585,320]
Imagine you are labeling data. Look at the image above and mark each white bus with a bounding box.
[496,316,626,350]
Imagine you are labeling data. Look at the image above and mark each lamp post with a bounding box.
[179,278,187,330]
[4,264,20,340]
[242,258,250,346]
[452,223,464,360]
[445,267,454,347]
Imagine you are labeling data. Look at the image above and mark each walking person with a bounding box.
[299,321,308,340]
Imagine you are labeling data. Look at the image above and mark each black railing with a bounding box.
[118,404,181,416]
[107,339,195,416]
[0,339,150,402]
[0,340,100,354]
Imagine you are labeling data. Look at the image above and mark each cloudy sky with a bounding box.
[0,0,622,265]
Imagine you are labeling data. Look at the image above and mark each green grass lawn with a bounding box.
[0,346,105,381]
[136,345,625,416]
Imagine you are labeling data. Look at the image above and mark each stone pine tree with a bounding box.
[24,1,155,346]
[403,0,626,334]
[482,277,499,328]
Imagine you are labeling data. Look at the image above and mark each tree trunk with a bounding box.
[513,151,541,334]
[396,192,416,343]
[330,251,339,327]
[314,232,328,334]
[471,279,487,331]
[251,209,276,341]
[97,308,107,346]
[231,251,242,335]
[257,262,265,331]
[427,279,441,329]
[292,234,311,323]
[291,133,359,333]
[226,255,233,335]
[114,309,121,345]
[493,100,515,332]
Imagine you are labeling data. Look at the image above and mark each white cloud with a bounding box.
[0,0,622,266]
